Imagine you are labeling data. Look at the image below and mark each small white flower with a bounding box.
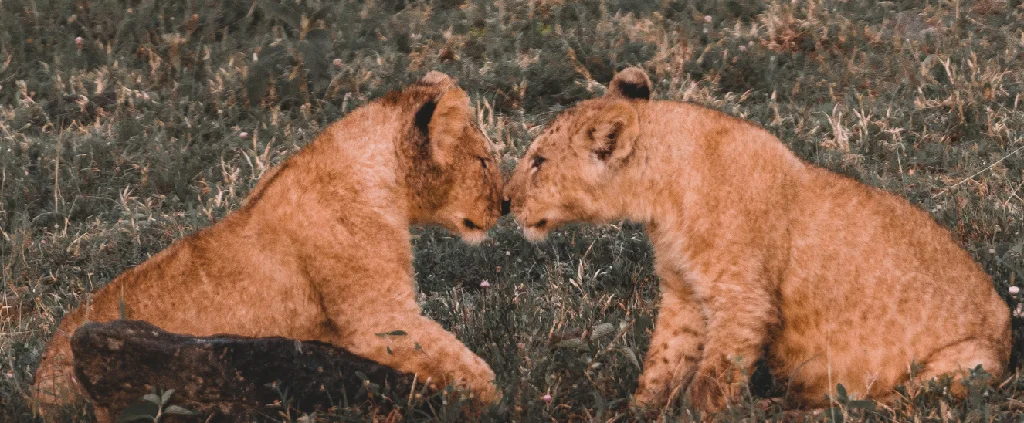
[333,58,343,68]
[704,15,712,23]
[1010,286,1019,295]
[479,280,490,288]
[75,36,84,46]
[739,45,747,52]
[239,132,249,139]
[5,371,12,379]
[542,393,552,402]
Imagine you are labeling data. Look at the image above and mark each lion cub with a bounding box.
[504,67,1011,412]
[34,72,503,415]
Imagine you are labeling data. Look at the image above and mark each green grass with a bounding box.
[2,0,1023,421]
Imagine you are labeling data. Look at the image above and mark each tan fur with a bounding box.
[503,67,1011,412]
[33,73,504,416]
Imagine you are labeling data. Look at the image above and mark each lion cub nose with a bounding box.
[500,198,511,216]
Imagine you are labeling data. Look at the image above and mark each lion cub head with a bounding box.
[503,67,651,241]
[405,72,503,244]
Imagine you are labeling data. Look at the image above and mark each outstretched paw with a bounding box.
[460,362,501,405]
[633,375,673,410]
[685,367,742,414]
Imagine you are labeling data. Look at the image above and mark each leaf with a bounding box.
[634,315,653,333]
[142,393,160,404]
[160,388,175,405]
[304,29,331,48]
[310,5,334,22]
[619,346,640,369]
[163,405,195,416]
[247,43,290,102]
[835,383,848,403]
[297,39,329,81]
[246,62,271,104]
[590,322,615,340]
[823,407,844,423]
[591,390,608,418]
[259,0,301,30]
[553,338,585,349]
[118,401,159,422]
[260,44,289,68]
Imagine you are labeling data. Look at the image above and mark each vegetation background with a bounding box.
[1,0,1023,421]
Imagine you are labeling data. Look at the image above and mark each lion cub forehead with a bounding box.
[541,99,622,137]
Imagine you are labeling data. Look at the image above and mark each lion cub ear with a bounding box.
[583,102,640,164]
[418,86,471,166]
[605,67,652,101]
[421,71,456,89]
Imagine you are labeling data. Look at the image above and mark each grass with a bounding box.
[1,0,1023,421]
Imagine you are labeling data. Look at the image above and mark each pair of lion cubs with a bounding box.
[35,69,1010,417]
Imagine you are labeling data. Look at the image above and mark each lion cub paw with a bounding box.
[685,370,741,413]
[454,362,501,405]
[632,377,673,410]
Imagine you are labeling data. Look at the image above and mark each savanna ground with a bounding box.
[1,0,1023,421]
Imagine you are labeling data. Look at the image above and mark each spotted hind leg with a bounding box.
[633,281,707,409]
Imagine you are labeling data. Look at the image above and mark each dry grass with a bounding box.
[1,0,1023,421]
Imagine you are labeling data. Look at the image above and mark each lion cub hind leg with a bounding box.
[338,313,499,405]
[910,338,1007,398]
[32,307,90,418]
[634,284,706,410]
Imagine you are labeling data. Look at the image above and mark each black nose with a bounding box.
[500,199,511,216]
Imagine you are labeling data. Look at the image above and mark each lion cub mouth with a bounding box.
[520,218,552,242]
[459,229,487,245]
[453,217,489,244]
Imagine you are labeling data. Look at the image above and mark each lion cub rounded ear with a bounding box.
[605,67,652,101]
[585,102,640,165]
[424,88,471,166]
[421,71,456,89]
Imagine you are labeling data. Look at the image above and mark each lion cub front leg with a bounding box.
[336,309,499,405]
[684,268,778,413]
[634,269,706,410]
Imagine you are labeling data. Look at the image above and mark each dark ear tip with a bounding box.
[609,67,652,100]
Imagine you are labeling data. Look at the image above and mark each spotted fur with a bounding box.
[504,67,1011,413]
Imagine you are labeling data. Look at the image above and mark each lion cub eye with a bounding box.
[531,155,547,170]
[478,157,488,169]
